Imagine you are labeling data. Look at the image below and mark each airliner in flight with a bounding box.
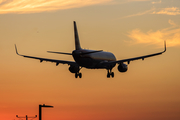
[15,21,166,78]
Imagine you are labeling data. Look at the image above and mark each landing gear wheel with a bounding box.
[79,73,82,78]
[75,73,82,78]
[106,69,114,78]
[111,72,114,78]
[107,73,110,78]
[75,73,78,78]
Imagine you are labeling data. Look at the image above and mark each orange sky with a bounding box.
[0,0,180,120]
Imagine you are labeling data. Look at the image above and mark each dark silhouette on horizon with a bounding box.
[15,21,166,78]
[39,104,53,120]
[16,115,37,120]
[16,104,53,120]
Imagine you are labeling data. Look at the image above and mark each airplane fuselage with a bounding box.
[72,49,116,69]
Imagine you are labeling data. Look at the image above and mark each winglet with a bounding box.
[15,44,20,55]
[163,41,166,53]
[47,51,72,55]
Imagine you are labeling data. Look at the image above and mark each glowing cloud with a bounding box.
[116,0,151,5]
[168,19,176,26]
[0,0,112,14]
[152,7,180,15]
[121,8,155,19]
[121,6,180,19]
[127,0,151,1]
[128,20,180,47]
[152,0,161,4]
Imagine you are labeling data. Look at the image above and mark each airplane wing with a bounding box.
[15,45,77,66]
[110,41,166,64]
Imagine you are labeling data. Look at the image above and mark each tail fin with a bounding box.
[74,21,82,50]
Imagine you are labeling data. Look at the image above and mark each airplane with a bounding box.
[15,21,166,78]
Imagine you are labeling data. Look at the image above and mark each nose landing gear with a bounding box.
[107,69,114,78]
[75,72,82,78]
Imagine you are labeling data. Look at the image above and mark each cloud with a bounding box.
[152,0,161,4]
[152,7,180,15]
[127,0,151,1]
[0,0,112,14]
[114,0,151,4]
[121,7,180,19]
[0,0,161,14]
[168,19,176,26]
[121,8,155,19]
[127,20,180,47]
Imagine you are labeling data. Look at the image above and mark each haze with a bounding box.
[0,0,180,120]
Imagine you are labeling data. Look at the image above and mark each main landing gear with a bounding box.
[107,69,114,78]
[75,72,82,78]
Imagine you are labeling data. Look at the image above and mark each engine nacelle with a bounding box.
[118,63,128,72]
[69,65,80,73]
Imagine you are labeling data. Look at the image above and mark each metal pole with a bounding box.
[39,105,42,120]
[38,104,53,120]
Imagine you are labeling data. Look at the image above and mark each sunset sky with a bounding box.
[0,0,180,120]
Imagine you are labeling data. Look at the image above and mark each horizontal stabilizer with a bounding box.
[81,50,103,55]
[47,51,72,55]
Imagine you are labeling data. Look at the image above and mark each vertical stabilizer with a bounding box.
[74,21,82,50]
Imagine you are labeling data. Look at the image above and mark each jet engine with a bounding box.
[69,65,80,73]
[118,63,128,72]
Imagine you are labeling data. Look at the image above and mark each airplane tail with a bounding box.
[74,21,82,50]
